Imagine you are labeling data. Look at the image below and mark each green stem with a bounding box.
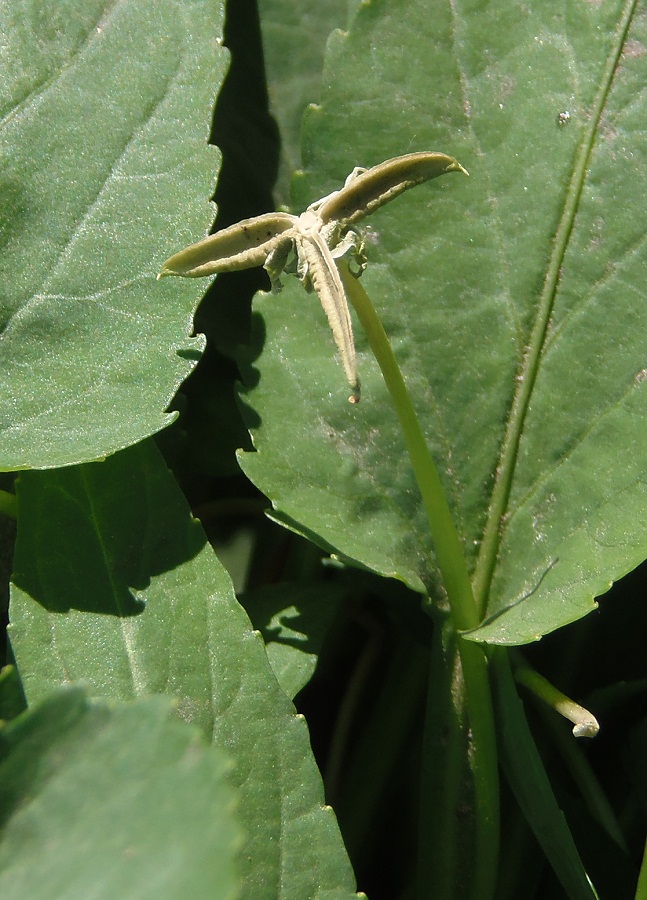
[513,658,599,738]
[340,263,499,900]
[459,639,500,900]
[333,634,429,867]
[0,490,17,520]
[511,653,625,853]
[339,264,475,631]
[418,619,469,896]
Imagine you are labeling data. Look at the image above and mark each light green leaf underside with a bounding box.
[0,0,226,471]
[238,0,647,644]
[9,441,358,900]
[0,689,240,900]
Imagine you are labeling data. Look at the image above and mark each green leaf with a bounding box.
[0,687,240,900]
[238,0,647,644]
[0,0,227,471]
[0,666,26,723]
[9,441,358,900]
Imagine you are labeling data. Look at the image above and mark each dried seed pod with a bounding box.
[159,150,466,402]
[316,151,467,227]
[158,212,297,278]
[299,231,361,403]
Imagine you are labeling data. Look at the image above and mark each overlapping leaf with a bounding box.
[9,442,359,899]
[243,581,348,699]
[257,0,348,205]
[0,688,240,899]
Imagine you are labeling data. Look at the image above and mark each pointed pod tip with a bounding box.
[447,159,469,177]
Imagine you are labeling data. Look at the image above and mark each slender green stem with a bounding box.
[513,658,599,738]
[0,489,17,520]
[492,648,600,899]
[418,620,467,896]
[540,697,626,853]
[333,634,429,867]
[339,263,476,631]
[325,610,386,801]
[340,263,499,900]
[459,639,499,900]
[510,653,624,852]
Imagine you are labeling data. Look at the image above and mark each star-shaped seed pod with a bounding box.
[159,151,467,403]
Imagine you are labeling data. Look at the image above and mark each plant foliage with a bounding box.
[2,1,647,898]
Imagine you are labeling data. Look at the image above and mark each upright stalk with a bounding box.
[0,490,17,520]
[339,263,499,900]
[339,264,475,632]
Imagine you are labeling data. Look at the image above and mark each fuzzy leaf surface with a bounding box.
[0,688,240,899]
[0,0,226,470]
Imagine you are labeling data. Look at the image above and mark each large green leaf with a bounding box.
[0,0,226,471]
[9,441,358,900]
[0,688,240,899]
[238,0,647,644]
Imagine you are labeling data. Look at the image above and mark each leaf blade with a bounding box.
[0,0,227,470]
[0,688,241,900]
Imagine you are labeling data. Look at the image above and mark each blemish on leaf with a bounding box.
[622,39,646,59]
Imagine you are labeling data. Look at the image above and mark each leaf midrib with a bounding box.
[470,0,639,619]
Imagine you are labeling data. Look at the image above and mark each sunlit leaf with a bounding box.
[0,0,226,470]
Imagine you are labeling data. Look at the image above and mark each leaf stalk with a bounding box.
[339,262,499,900]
